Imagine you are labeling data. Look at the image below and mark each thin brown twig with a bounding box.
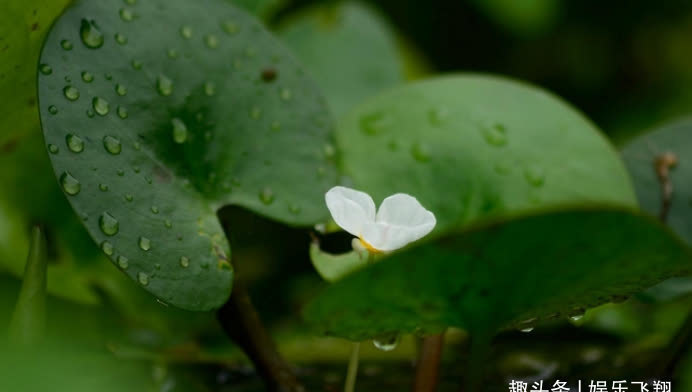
[413,333,445,392]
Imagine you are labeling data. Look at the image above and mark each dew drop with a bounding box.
[60,172,81,195]
[104,73,113,81]
[99,183,109,192]
[66,134,84,153]
[131,59,143,70]
[259,187,274,205]
[113,83,128,96]
[481,122,507,147]
[80,19,104,49]
[119,8,134,22]
[288,204,301,214]
[117,169,125,176]
[39,64,53,75]
[373,334,400,351]
[117,106,128,119]
[570,314,584,322]
[164,220,172,229]
[166,48,179,59]
[61,39,73,50]
[410,142,431,162]
[203,81,216,96]
[179,256,190,268]
[279,88,292,101]
[171,118,188,143]
[180,25,192,39]
[101,241,114,256]
[157,74,174,96]
[99,212,119,236]
[222,20,239,35]
[48,106,58,115]
[48,144,59,154]
[150,206,159,214]
[115,32,128,45]
[125,193,134,202]
[138,237,151,251]
[204,34,219,49]
[87,109,95,118]
[117,256,129,269]
[520,327,534,333]
[270,121,281,131]
[137,272,149,286]
[360,111,390,135]
[103,135,122,154]
[81,71,94,82]
[93,96,110,116]
[524,165,545,187]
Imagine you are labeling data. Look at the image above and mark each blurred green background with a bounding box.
[2,0,692,391]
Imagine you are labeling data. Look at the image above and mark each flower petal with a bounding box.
[361,193,436,251]
[325,186,376,236]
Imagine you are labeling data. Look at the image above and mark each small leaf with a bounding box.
[334,75,637,233]
[310,241,369,283]
[38,0,337,310]
[278,1,413,117]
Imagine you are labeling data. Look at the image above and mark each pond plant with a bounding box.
[2,0,692,391]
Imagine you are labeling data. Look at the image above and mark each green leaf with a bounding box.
[38,0,337,310]
[621,118,692,301]
[0,0,71,146]
[621,118,692,243]
[278,1,411,118]
[310,241,369,283]
[229,0,286,20]
[335,74,637,233]
[304,207,692,340]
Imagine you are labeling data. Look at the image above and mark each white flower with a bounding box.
[325,186,436,253]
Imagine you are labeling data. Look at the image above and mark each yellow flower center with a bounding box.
[359,236,382,254]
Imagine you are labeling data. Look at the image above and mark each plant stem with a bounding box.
[217,280,304,392]
[413,333,445,392]
[344,342,361,392]
[8,225,47,346]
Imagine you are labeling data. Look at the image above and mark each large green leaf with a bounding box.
[335,75,637,233]
[305,207,692,340]
[38,0,337,310]
[278,1,411,118]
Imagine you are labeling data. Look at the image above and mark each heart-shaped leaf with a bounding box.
[334,75,637,233]
[278,1,411,118]
[305,207,692,340]
[304,75,690,339]
[38,0,337,310]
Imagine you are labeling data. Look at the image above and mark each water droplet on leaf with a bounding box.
[66,134,84,153]
[103,135,122,154]
[39,64,52,75]
[180,256,190,268]
[139,237,151,251]
[99,212,119,236]
[157,74,174,96]
[259,187,274,205]
[93,96,110,116]
[101,241,114,256]
[60,172,81,195]
[171,118,188,143]
[411,142,431,162]
[138,272,149,286]
[373,334,400,351]
[80,19,104,49]
[117,256,129,269]
[61,40,73,50]
[81,71,94,82]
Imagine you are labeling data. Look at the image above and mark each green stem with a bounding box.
[8,225,47,346]
[344,342,361,392]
